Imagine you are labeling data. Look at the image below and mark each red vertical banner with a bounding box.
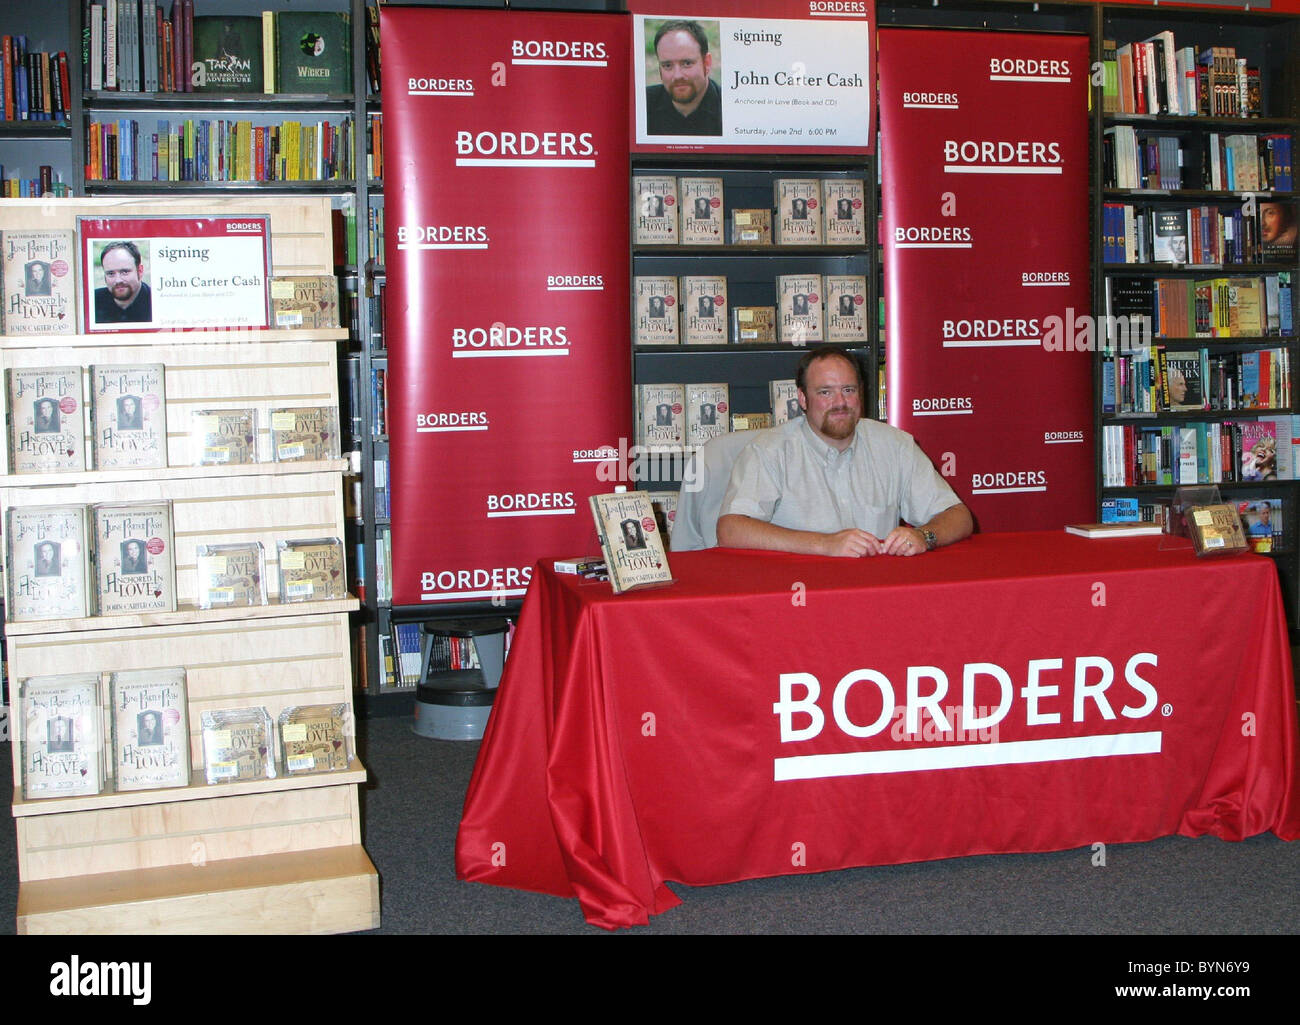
[880,29,1094,532]
[381,8,631,606]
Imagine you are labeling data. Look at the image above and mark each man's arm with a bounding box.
[879,502,974,557]
[716,513,884,557]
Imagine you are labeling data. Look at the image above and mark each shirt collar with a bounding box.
[798,416,858,462]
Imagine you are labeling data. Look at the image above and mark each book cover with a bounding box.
[1260,201,1297,263]
[588,490,672,594]
[632,276,679,346]
[274,11,351,94]
[821,178,866,245]
[681,275,727,345]
[269,274,339,329]
[19,673,104,799]
[1227,277,1263,337]
[770,379,802,424]
[1152,209,1189,264]
[823,275,868,342]
[679,177,724,246]
[1162,351,1205,411]
[5,366,85,473]
[632,175,678,244]
[93,500,176,615]
[731,305,776,344]
[774,179,822,245]
[189,408,256,465]
[270,406,339,463]
[191,15,263,93]
[1,229,76,335]
[1239,420,1277,481]
[777,273,823,345]
[650,492,677,544]
[685,382,729,449]
[110,667,190,792]
[195,541,267,609]
[89,362,167,470]
[277,536,346,602]
[280,703,351,773]
[201,706,275,783]
[636,383,684,451]
[6,504,92,621]
[729,208,771,245]
[1240,498,1282,553]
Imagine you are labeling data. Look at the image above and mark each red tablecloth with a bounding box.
[455,532,1300,929]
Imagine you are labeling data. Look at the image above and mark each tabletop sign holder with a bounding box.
[1165,486,1249,558]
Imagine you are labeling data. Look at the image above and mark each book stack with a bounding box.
[1,36,70,121]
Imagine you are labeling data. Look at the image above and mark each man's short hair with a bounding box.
[100,240,142,268]
[653,19,709,57]
[795,346,866,396]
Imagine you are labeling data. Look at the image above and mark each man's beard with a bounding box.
[820,409,857,440]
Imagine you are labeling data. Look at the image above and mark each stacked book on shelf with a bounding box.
[2,35,70,122]
[1101,345,1291,415]
[1102,34,1262,118]
[84,115,356,183]
[1102,416,1299,489]
[1103,126,1293,192]
[0,165,72,198]
[84,3,352,95]
[1103,202,1297,266]
[1104,273,1293,338]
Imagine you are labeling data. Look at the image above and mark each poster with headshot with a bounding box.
[78,216,272,333]
[629,1,873,153]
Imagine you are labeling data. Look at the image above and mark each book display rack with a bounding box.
[0,194,379,934]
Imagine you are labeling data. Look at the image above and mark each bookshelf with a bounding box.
[1093,4,1300,624]
[1,193,379,934]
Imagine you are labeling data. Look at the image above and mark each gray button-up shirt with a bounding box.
[719,416,961,538]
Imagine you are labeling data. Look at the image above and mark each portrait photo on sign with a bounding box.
[642,18,723,138]
[90,239,155,328]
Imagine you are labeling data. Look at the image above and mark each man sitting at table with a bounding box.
[716,347,973,557]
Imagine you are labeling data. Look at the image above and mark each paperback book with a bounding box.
[681,275,727,344]
[636,383,685,451]
[632,176,678,244]
[19,673,104,800]
[777,274,823,345]
[93,501,177,616]
[823,275,869,342]
[110,667,190,792]
[679,177,724,245]
[588,490,673,594]
[6,504,92,621]
[201,707,276,783]
[774,179,822,245]
[685,382,729,449]
[1239,420,1278,481]
[89,363,167,470]
[821,179,866,246]
[5,366,85,473]
[632,276,679,346]
[0,229,76,335]
[770,380,802,424]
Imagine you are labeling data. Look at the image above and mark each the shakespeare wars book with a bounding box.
[679,177,724,245]
[774,179,822,245]
[823,275,869,342]
[277,537,346,602]
[589,490,673,594]
[6,366,85,473]
[770,380,803,424]
[1,229,77,335]
[686,382,729,448]
[777,274,824,345]
[269,275,340,329]
[632,175,679,244]
[19,673,104,800]
[730,208,772,245]
[821,179,867,245]
[270,406,339,463]
[110,667,190,792]
[89,363,168,470]
[731,306,777,344]
[636,383,685,451]
[280,703,352,774]
[189,408,257,465]
[195,541,267,609]
[93,501,177,615]
[681,275,727,344]
[6,504,92,621]
[201,707,276,783]
[633,276,680,346]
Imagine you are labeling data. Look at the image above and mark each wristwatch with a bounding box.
[918,528,938,551]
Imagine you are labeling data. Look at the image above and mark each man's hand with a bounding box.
[822,528,884,558]
[882,526,927,557]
